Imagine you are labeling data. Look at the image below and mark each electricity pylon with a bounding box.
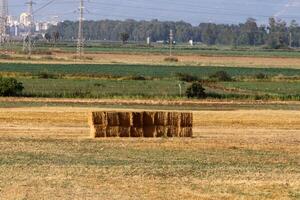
[77,0,84,58]
[23,0,35,56]
[169,29,173,57]
[0,0,8,46]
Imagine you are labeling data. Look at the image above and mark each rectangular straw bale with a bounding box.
[89,112,107,126]
[167,126,180,137]
[107,112,120,126]
[132,112,143,127]
[106,126,119,137]
[130,127,143,137]
[119,127,131,137]
[143,112,155,126]
[154,112,167,126]
[156,126,167,137]
[180,113,193,127]
[180,127,193,137]
[91,125,106,138]
[119,112,132,127]
[143,126,156,137]
[167,112,181,126]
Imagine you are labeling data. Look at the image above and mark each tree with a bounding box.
[238,18,259,45]
[267,17,289,49]
[120,32,130,44]
[201,23,218,45]
[186,82,206,99]
[0,77,24,96]
[209,71,232,81]
[52,31,60,43]
[44,33,51,42]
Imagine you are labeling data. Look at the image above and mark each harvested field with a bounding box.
[3,53,300,68]
[0,107,299,199]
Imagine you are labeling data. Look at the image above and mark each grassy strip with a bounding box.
[6,42,300,58]
[1,100,300,110]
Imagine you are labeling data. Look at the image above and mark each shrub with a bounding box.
[37,71,58,79]
[254,73,268,79]
[130,75,146,80]
[0,54,11,59]
[186,82,206,99]
[209,71,232,81]
[0,77,24,96]
[176,73,199,82]
[164,57,179,62]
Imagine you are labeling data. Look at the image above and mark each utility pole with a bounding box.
[289,32,292,48]
[77,0,84,58]
[0,0,8,46]
[23,0,35,56]
[169,29,173,57]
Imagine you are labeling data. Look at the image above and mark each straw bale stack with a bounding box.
[119,127,131,137]
[107,112,120,126]
[89,112,107,126]
[181,113,193,127]
[119,112,132,127]
[130,127,144,137]
[91,125,106,138]
[89,111,193,138]
[132,112,143,127]
[154,112,167,126]
[167,112,181,126]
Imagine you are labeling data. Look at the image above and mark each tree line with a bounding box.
[48,17,300,48]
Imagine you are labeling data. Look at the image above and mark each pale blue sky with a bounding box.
[8,0,300,25]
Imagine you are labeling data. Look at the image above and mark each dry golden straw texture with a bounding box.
[89,111,193,138]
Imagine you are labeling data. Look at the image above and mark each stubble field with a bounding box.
[0,106,299,199]
[3,52,300,68]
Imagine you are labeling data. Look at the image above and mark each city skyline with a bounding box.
[7,0,300,25]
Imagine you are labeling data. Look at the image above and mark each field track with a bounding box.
[2,97,300,106]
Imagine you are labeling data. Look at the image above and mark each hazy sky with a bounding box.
[8,0,300,25]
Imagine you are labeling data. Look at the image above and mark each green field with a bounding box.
[1,63,300,100]
[20,79,187,98]
[13,78,299,100]
[5,42,300,58]
[222,81,300,96]
[1,63,300,78]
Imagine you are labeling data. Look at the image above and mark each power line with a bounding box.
[23,0,35,56]
[77,0,84,58]
[33,0,57,14]
[0,0,8,46]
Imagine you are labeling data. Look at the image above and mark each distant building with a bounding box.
[20,12,30,26]
[147,37,151,45]
[35,22,50,32]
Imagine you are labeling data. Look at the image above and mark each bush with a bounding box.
[186,82,206,99]
[0,77,24,96]
[176,73,199,82]
[0,54,11,59]
[254,73,268,79]
[130,75,147,80]
[164,57,178,62]
[209,71,232,81]
[37,71,58,79]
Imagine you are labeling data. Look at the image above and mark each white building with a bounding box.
[20,12,31,26]
[35,22,50,32]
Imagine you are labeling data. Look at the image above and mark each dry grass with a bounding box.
[2,52,300,68]
[0,107,299,199]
